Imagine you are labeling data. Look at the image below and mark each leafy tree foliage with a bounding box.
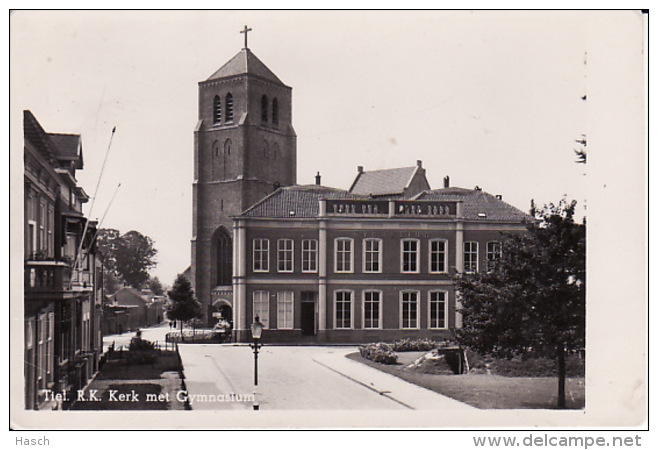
[148,276,165,296]
[166,274,203,339]
[456,199,585,408]
[95,228,158,289]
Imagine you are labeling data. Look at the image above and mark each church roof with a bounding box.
[241,184,366,218]
[413,188,531,222]
[206,49,286,85]
[348,166,420,197]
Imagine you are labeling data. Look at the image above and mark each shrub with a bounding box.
[359,343,398,364]
[128,337,157,364]
[390,338,454,352]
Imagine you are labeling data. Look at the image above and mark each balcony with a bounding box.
[25,261,71,293]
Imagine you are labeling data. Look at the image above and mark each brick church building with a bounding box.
[191,36,529,343]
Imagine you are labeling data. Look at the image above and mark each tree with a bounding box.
[166,274,203,341]
[456,199,585,408]
[95,228,158,290]
[148,276,165,296]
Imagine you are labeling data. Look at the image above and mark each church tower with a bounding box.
[191,30,297,325]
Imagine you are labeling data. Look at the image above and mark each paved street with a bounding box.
[177,344,474,411]
[103,324,474,410]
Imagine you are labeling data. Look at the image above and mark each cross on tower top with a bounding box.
[240,25,252,50]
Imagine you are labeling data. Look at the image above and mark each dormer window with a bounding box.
[225,93,234,122]
[213,95,221,124]
[261,95,268,123]
[272,98,279,126]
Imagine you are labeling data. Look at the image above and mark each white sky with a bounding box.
[10,10,640,286]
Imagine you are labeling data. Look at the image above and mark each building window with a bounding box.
[224,138,232,156]
[464,241,478,273]
[429,290,448,329]
[486,241,502,271]
[429,239,448,273]
[225,93,234,122]
[277,239,294,272]
[363,238,382,273]
[335,290,353,329]
[261,95,268,122]
[38,202,46,252]
[276,291,294,330]
[272,98,279,126]
[213,95,221,124]
[253,291,270,329]
[401,239,420,273]
[363,290,381,329]
[301,239,318,273]
[400,291,420,329]
[334,238,353,273]
[253,239,269,272]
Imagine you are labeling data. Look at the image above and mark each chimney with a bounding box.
[443,176,450,188]
[315,172,321,185]
[357,165,364,173]
[416,160,423,168]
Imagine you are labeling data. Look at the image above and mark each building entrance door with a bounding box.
[301,292,317,336]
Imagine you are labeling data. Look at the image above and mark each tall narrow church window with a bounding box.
[261,95,268,123]
[214,228,232,286]
[225,93,234,122]
[224,138,232,155]
[272,98,279,126]
[213,95,221,124]
[262,141,269,158]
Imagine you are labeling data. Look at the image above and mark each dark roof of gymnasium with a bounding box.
[206,49,286,86]
[349,166,418,196]
[23,110,83,169]
[413,187,530,222]
[241,185,366,218]
[240,184,529,223]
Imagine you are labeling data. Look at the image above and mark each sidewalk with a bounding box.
[312,348,475,410]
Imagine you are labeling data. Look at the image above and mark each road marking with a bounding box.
[311,358,414,410]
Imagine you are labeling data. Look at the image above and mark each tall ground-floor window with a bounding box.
[276,291,294,330]
[363,290,381,329]
[429,290,448,329]
[335,290,353,329]
[253,291,270,329]
[400,291,419,329]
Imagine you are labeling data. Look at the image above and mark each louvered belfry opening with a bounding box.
[261,95,268,122]
[225,93,234,122]
[213,95,221,124]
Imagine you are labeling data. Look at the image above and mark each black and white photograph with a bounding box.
[9,10,647,433]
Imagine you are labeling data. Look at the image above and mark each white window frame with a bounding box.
[400,239,420,273]
[429,239,448,274]
[334,238,354,273]
[252,239,269,273]
[362,290,382,330]
[428,290,448,330]
[362,238,383,273]
[277,239,294,273]
[486,241,502,272]
[400,290,420,330]
[334,290,354,329]
[276,291,294,330]
[253,290,270,329]
[301,239,318,273]
[464,241,479,274]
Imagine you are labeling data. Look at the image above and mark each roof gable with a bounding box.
[206,49,285,85]
[349,165,429,197]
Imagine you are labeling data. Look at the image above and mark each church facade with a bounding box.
[191,40,529,343]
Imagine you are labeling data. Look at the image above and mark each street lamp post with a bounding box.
[250,316,264,410]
